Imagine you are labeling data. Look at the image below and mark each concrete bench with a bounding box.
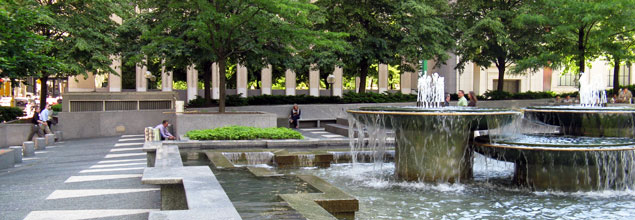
[297,118,336,128]
[0,149,15,169]
[142,144,241,220]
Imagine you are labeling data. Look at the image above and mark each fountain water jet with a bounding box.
[348,72,520,183]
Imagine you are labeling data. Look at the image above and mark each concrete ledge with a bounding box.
[0,149,15,169]
[279,174,358,219]
[142,143,241,220]
[34,138,46,150]
[206,152,236,169]
[9,146,22,163]
[246,167,283,177]
[22,142,35,157]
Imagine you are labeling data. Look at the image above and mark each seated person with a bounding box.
[155,120,176,140]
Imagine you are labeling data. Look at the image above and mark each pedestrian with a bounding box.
[444,94,451,107]
[289,104,301,129]
[38,105,52,134]
[155,120,176,140]
[468,91,478,107]
[457,90,468,107]
[40,104,54,131]
[27,107,45,141]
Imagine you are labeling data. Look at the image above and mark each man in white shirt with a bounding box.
[38,105,52,134]
[155,120,176,140]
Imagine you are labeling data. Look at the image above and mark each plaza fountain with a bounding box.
[347,73,520,182]
[475,72,635,191]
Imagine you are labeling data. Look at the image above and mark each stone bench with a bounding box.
[297,118,336,128]
[141,144,241,220]
[0,149,16,169]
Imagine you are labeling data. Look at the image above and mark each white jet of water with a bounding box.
[417,72,445,108]
[578,72,607,107]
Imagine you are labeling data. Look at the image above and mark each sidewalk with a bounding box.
[0,135,160,220]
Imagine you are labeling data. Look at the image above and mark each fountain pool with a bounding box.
[287,156,635,219]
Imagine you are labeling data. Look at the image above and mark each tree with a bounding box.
[0,0,55,92]
[526,0,634,77]
[138,0,345,112]
[23,0,131,110]
[316,0,453,93]
[452,0,545,92]
[599,1,635,92]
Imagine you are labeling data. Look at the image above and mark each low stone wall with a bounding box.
[57,110,176,140]
[174,112,277,137]
[51,99,558,140]
[0,123,33,148]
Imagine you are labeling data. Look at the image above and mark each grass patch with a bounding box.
[186,126,304,140]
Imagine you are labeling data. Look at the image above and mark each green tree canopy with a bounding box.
[137,0,346,112]
[452,0,545,92]
[316,0,453,93]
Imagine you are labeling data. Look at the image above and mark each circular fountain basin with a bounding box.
[474,134,635,191]
[348,106,520,183]
[524,106,635,137]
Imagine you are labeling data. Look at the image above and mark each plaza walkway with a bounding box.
[0,135,160,220]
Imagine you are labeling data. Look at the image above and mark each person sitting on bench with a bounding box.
[155,120,176,140]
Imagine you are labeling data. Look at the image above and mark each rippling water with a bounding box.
[287,154,635,219]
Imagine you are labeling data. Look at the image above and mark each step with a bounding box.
[336,118,349,126]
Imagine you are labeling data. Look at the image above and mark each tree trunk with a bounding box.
[613,57,621,93]
[218,58,227,113]
[202,61,212,106]
[496,57,506,92]
[358,58,369,93]
[578,27,586,74]
[39,75,48,110]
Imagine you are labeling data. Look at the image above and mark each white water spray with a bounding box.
[417,72,444,108]
[579,72,607,107]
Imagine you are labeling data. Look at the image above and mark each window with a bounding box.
[608,65,632,87]
[558,73,579,86]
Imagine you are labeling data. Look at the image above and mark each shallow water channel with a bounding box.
[211,154,635,219]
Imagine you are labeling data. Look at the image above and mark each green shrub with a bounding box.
[186,126,303,140]
[482,90,513,100]
[225,94,248,106]
[0,106,24,123]
[340,91,417,103]
[186,95,207,107]
[51,104,62,112]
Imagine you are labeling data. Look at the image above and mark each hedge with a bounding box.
[0,106,24,123]
[186,126,303,140]
[187,92,417,107]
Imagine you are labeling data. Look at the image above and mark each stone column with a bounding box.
[108,56,122,92]
[401,71,412,94]
[261,65,272,95]
[333,66,343,97]
[285,69,296,95]
[186,65,198,102]
[135,62,148,92]
[378,64,389,93]
[161,65,173,92]
[68,73,96,92]
[309,64,320,97]
[237,64,248,98]
[355,77,360,93]
[212,63,220,100]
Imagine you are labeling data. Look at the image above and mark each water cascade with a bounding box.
[475,72,635,191]
[348,72,520,183]
[222,152,274,165]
